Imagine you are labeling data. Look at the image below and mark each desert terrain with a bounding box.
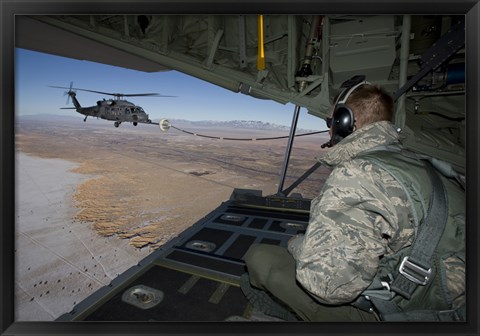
[15,114,331,320]
[16,115,331,249]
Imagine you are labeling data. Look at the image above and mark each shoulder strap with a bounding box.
[389,160,448,299]
[353,150,450,320]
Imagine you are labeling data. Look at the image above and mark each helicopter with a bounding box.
[49,82,175,127]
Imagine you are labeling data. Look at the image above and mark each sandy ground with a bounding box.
[15,153,151,320]
[14,116,331,321]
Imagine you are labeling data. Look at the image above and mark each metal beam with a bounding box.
[394,15,411,129]
[238,15,247,69]
[205,29,224,68]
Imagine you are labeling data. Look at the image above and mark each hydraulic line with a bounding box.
[168,124,328,141]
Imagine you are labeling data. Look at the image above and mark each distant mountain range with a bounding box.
[17,114,320,133]
[17,113,85,122]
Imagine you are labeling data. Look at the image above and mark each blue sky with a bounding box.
[15,48,328,130]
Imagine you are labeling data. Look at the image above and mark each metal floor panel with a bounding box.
[83,264,249,321]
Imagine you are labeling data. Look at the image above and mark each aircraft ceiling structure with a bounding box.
[16,14,466,171]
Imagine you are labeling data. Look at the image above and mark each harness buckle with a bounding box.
[399,256,431,285]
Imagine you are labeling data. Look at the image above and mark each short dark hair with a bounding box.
[347,84,394,129]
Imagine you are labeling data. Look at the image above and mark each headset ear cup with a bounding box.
[331,105,354,143]
[327,77,367,147]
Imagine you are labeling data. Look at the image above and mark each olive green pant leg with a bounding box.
[244,244,378,322]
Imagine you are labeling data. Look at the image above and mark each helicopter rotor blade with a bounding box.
[49,85,176,98]
[51,87,115,96]
[120,93,177,98]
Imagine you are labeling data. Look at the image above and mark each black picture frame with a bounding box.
[2,1,479,335]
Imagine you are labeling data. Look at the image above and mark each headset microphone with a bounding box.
[320,140,332,148]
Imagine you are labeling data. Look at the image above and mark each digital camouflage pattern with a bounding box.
[359,148,466,315]
[288,121,414,304]
[288,120,465,311]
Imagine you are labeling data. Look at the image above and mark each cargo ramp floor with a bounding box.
[56,189,310,322]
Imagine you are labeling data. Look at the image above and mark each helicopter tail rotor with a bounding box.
[50,82,76,105]
[65,81,75,105]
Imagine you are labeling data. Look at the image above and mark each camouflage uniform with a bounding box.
[288,120,414,305]
[245,120,464,321]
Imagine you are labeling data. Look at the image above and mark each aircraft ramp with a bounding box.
[56,190,310,321]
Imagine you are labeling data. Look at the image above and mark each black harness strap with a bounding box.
[390,160,448,299]
[352,157,450,320]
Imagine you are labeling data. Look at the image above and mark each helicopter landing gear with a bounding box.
[114,121,121,128]
[84,116,88,122]
[133,122,138,126]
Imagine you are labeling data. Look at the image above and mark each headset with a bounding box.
[322,75,370,148]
